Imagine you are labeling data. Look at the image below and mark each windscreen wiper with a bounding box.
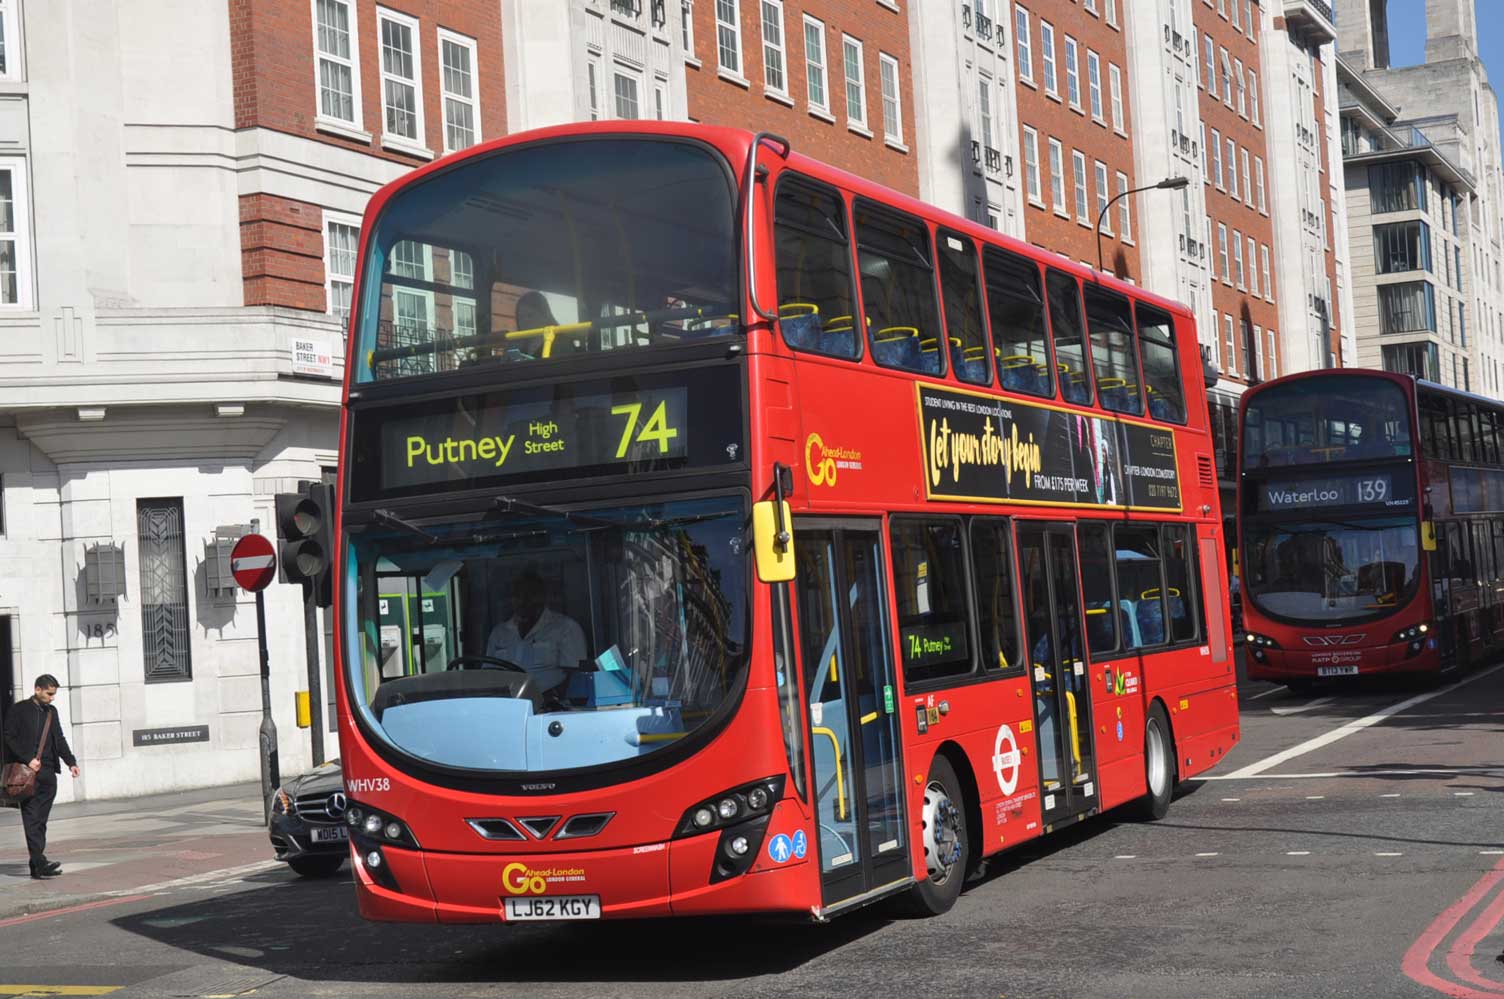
[494,495,621,529]
[372,508,440,543]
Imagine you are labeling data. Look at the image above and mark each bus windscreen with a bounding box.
[353,138,740,383]
[1242,375,1413,469]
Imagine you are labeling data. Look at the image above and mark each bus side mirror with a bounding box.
[1422,521,1438,552]
[752,500,795,583]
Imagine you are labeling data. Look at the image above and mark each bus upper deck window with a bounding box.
[774,178,860,360]
[936,230,991,386]
[1083,286,1143,416]
[854,200,943,377]
[983,248,1054,400]
[1136,304,1185,424]
[1045,270,1092,407]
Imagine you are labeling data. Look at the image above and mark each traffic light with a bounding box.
[275,481,335,607]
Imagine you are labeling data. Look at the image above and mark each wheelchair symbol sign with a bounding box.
[768,833,793,864]
[792,829,807,859]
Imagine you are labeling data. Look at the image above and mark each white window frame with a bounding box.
[1095,160,1110,233]
[1217,223,1229,283]
[879,52,903,145]
[1105,0,1117,28]
[1262,244,1273,301]
[1049,137,1066,216]
[1023,126,1043,206]
[1109,63,1124,133]
[437,28,480,154]
[1220,48,1233,108]
[683,0,699,64]
[1117,171,1132,243]
[803,15,829,115]
[654,78,668,119]
[1233,228,1244,288]
[1041,20,1058,97]
[1255,157,1266,213]
[1087,50,1103,122]
[761,0,788,96]
[1016,6,1034,84]
[587,56,602,120]
[1224,314,1237,376]
[1072,149,1089,223]
[977,77,995,153]
[0,159,32,309]
[1204,35,1215,98]
[1210,128,1222,188]
[1267,327,1277,377]
[1226,138,1238,199]
[716,0,744,78]
[376,6,428,153]
[613,69,642,119]
[1235,57,1246,116]
[0,0,21,81]
[1241,148,1251,204]
[1084,0,1098,14]
[1246,236,1258,296]
[323,210,361,325]
[842,34,868,131]
[1249,69,1260,126]
[311,0,366,137]
[1064,35,1081,110]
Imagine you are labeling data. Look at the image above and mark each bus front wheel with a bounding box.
[895,754,969,917]
[1132,704,1176,821]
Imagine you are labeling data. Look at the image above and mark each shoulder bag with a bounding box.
[1,708,52,806]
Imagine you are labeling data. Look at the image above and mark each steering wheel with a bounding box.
[446,654,526,673]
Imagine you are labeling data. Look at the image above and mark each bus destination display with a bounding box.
[917,384,1181,511]
[1252,470,1413,514]
[349,366,744,501]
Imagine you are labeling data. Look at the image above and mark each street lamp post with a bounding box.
[1096,175,1191,275]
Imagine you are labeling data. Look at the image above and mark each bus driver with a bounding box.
[485,567,588,707]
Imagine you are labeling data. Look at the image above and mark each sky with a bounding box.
[1381,0,1504,88]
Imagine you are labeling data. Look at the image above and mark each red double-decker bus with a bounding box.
[331,122,1239,924]
[1239,368,1504,687]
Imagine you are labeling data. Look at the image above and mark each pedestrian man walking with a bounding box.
[3,674,79,878]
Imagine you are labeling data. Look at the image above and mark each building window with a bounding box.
[587,58,601,119]
[1267,328,1278,377]
[324,215,359,324]
[1220,47,1232,103]
[1226,139,1238,198]
[1223,313,1237,375]
[1109,63,1124,131]
[0,0,18,80]
[1233,229,1244,288]
[1374,221,1432,274]
[1016,7,1033,83]
[1210,129,1222,188]
[1118,171,1132,241]
[377,8,424,146]
[1370,162,1427,213]
[1382,341,1440,381]
[1064,35,1081,108]
[1095,161,1110,233]
[804,16,828,112]
[1072,150,1088,222]
[138,499,192,682]
[1234,57,1246,116]
[1252,325,1262,378]
[1041,20,1057,95]
[1105,0,1117,27]
[977,78,995,152]
[313,0,362,127]
[614,72,641,118]
[1378,281,1437,334]
[654,80,667,119]
[1241,149,1251,205]
[1255,157,1266,213]
[1217,223,1229,282]
[1241,319,1254,376]
[761,0,787,94]
[1246,236,1257,295]
[0,161,31,308]
[438,30,479,153]
[1023,127,1042,204]
[1261,244,1273,301]
[1249,69,1260,125]
[1204,35,1215,97]
[716,0,742,75]
[1087,50,1103,121]
[843,35,866,127]
[682,0,697,58]
[879,53,902,142]
[1048,138,1066,214]
[1084,0,1098,13]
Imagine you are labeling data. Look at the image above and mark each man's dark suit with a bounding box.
[4,697,76,870]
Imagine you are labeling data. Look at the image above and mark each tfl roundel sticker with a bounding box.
[993,724,1021,796]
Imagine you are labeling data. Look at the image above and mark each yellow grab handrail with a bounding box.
[810,726,848,820]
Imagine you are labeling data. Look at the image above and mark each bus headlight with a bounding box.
[1393,623,1430,642]
[676,776,786,838]
[1245,632,1280,649]
[346,801,419,849]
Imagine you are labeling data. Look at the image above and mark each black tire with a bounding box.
[288,854,346,878]
[1131,704,1176,821]
[894,754,970,917]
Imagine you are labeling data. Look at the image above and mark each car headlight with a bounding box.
[271,787,292,815]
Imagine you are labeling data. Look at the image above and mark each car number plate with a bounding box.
[310,825,349,843]
[503,895,601,921]
[1316,665,1359,677]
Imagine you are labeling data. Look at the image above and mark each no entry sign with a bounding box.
[231,533,278,592]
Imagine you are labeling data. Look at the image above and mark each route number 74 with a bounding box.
[611,400,680,458]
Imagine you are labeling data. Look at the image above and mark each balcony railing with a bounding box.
[976,12,993,40]
[1282,0,1336,45]
[610,0,642,16]
[985,146,1002,173]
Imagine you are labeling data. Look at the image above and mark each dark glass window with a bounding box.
[855,200,944,376]
[1369,161,1427,214]
[970,519,1021,675]
[774,177,860,359]
[889,519,972,683]
[1243,374,1413,468]
[1078,521,1118,656]
[1378,281,1437,334]
[1084,286,1143,415]
[1114,526,1166,648]
[984,248,1054,398]
[1046,270,1092,405]
[1374,220,1432,274]
[1137,303,1185,423]
[1163,524,1201,643]
[936,230,991,385]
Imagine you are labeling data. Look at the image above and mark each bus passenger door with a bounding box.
[792,522,911,907]
[1017,523,1098,825]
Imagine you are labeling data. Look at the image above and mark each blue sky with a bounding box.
[1383,0,1504,89]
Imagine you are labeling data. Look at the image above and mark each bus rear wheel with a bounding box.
[895,754,969,917]
[1131,704,1176,821]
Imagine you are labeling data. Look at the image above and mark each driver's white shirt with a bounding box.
[484,608,587,695]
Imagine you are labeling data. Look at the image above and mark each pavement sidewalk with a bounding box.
[0,780,280,920]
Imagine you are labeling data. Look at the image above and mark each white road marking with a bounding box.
[1196,852,1220,857]
[1305,795,1326,800]
[1381,793,1402,798]
[1220,797,1241,802]
[1481,850,1504,855]
[121,860,281,896]
[1270,696,1335,717]
[1114,855,1136,860]
[1287,851,1311,856]
[1247,686,1287,701]
[1454,791,1476,797]
[1374,852,1404,857]
[1202,766,1502,781]
[1218,663,1504,779]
